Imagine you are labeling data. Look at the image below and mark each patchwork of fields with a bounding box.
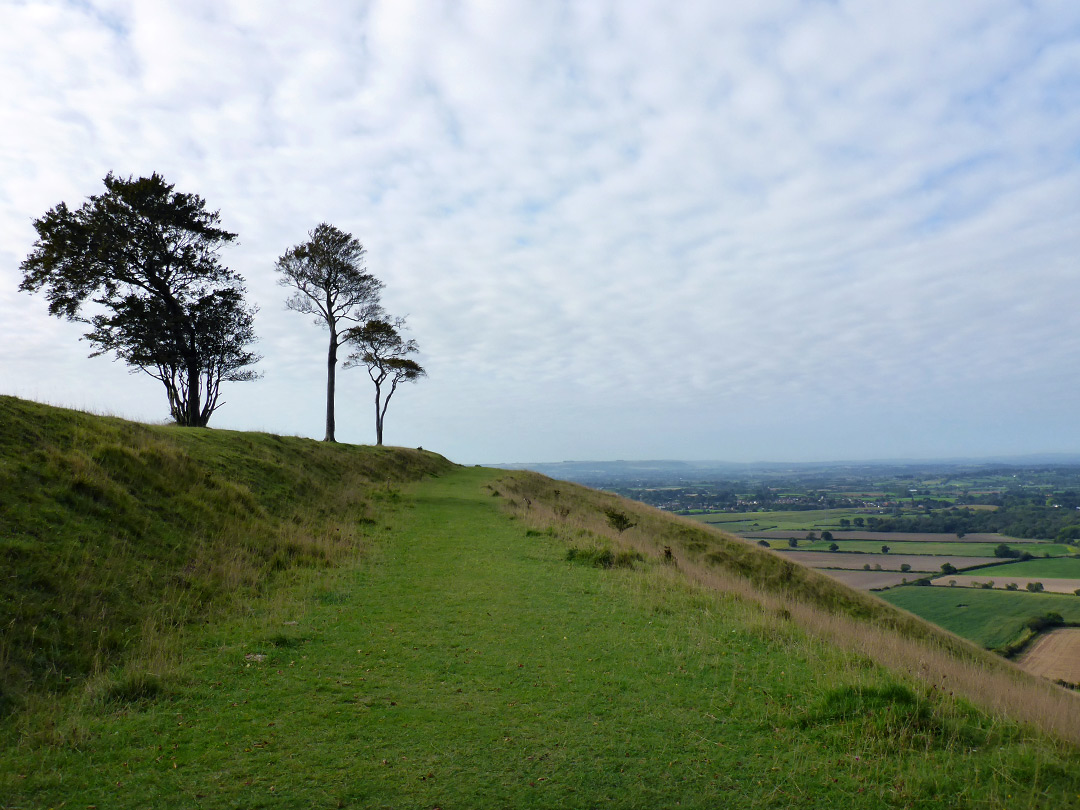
[740,525,1080,679]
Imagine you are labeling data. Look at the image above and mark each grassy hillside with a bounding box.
[3,398,1080,808]
[0,395,452,714]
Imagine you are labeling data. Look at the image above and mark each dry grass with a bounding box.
[496,470,1080,746]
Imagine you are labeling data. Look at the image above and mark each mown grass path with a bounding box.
[3,467,1079,808]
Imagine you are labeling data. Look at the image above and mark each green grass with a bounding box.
[2,466,1078,808]
[0,395,451,714]
[4,398,1080,808]
[762,540,1027,557]
[985,557,1080,578]
[880,586,1080,650]
[686,508,866,531]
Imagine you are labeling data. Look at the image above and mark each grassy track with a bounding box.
[7,467,1080,808]
[880,586,1080,650]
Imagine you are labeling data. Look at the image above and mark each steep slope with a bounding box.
[0,395,453,714]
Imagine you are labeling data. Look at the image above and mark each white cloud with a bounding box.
[2,0,1080,463]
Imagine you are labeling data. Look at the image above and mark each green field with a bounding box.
[984,557,1080,578]
[5,397,1080,808]
[685,508,866,531]
[880,586,1080,650]
[756,539,1052,557]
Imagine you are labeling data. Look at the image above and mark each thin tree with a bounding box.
[19,172,259,426]
[275,223,383,441]
[342,317,426,446]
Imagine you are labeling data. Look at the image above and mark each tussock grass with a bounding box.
[496,470,1080,746]
[0,395,452,716]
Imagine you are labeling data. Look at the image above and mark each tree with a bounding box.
[275,223,383,442]
[881,545,890,553]
[19,172,259,426]
[342,317,426,446]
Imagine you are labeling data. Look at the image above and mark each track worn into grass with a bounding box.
[5,464,1080,808]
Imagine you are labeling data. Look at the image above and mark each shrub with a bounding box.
[1026,581,1045,593]
[828,543,839,552]
[863,564,871,571]
[900,563,911,572]
[603,508,636,534]
[1006,582,1019,591]
[941,563,958,575]
[757,540,770,548]
[1025,613,1065,632]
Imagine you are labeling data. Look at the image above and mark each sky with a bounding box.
[2,1,1080,465]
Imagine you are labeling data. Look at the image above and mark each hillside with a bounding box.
[2,398,1080,808]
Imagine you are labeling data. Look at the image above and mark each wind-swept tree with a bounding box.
[19,172,259,426]
[275,223,383,442]
[343,317,426,446]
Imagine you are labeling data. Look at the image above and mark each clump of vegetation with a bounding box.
[603,508,636,534]
[566,547,642,569]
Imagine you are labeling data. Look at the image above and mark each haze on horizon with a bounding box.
[2,1,1079,466]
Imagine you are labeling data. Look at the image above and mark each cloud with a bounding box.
[2,0,1080,463]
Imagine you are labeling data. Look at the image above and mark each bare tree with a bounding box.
[343,317,426,446]
[275,223,383,441]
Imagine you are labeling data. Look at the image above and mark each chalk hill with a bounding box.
[1,396,1078,808]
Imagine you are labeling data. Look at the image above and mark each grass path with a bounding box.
[4,467,1080,808]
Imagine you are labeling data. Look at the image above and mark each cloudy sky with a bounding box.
[2,1,1079,465]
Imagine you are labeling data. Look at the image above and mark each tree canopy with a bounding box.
[275,223,383,441]
[343,317,426,446]
[19,172,259,426]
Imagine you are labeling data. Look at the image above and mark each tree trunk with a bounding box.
[374,381,383,445]
[186,355,201,427]
[325,328,338,442]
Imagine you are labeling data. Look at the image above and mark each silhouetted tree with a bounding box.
[275,223,383,441]
[343,317,425,445]
[19,172,259,426]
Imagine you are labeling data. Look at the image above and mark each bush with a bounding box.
[900,563,911,572]
[757,540,770,548]
[1026,581,1045,593]
[1025,613,1065,632]
[941,563,958,575]
[1006,582,1019,591]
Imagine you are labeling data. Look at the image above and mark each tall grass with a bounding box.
[0,395,453,716]
[495,470,1080,745]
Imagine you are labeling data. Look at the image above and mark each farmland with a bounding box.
[1018,629,1080,683]
[779,550,997,572]
[879,586,1080,650]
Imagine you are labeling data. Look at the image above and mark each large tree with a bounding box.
[19,172,259,426]
[275,223,383,442]
[343,317,426,446]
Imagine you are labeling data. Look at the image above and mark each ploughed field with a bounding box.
[1018,629,1080,683]
[930,575,1080,595]
[779,550,998,573]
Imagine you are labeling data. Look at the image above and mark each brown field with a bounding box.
[928,575,1080,595]
[1018,628,1080,683]
[742,531,1012,542]
[778,550,997,572]
[814,569,913,590]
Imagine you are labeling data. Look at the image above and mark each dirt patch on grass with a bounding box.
[1018,629,1080,684]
